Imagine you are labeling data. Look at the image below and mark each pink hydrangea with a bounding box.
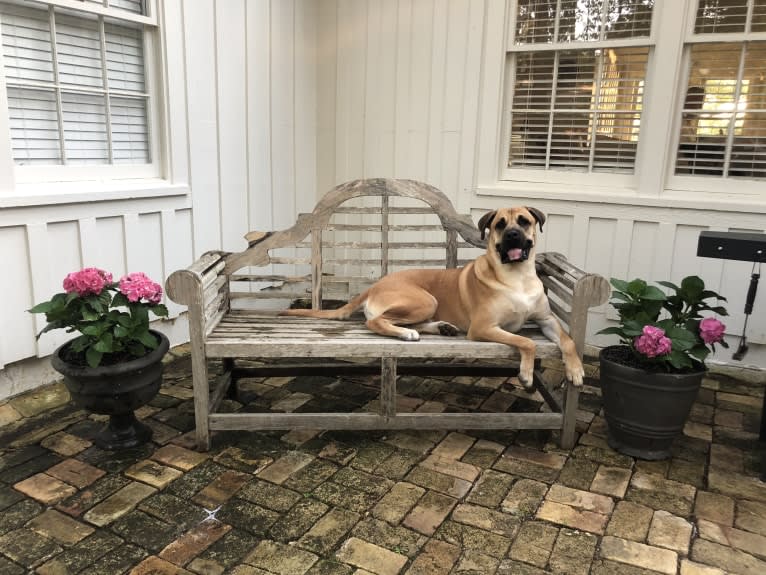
[118,272,163,304]
[699,317,726,344]
[634,325,672,358]
[62,268,113,296]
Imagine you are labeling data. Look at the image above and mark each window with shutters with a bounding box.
[673,0,766,183]
[0,0,159,182]
[503,0,654,184]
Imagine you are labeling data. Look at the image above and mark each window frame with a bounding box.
[499,1,657,189]
[0,0,167,191]
[666,4,766,195]
[476,0,766,207]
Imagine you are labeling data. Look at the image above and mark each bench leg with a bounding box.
[381,358,397,419]
[191,352,211,451]
[561,382,579,449]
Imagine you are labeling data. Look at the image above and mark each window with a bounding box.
[505,1,654,178]
[0,0,159,179]
[495,0,766,194]
[675,1,766,180]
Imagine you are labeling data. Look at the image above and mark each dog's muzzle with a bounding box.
[497,228,533,264]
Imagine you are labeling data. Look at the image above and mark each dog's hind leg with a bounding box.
[365,289,439,341]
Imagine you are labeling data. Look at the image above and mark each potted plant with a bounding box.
[598,276,728,460]
[29,268,169,450]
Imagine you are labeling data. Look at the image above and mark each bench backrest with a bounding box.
[222,179,486,311]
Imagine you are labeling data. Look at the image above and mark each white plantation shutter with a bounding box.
[0,0,151,167]
[507,1,654,175]
[7,87,60,163]
[675,1,766,180]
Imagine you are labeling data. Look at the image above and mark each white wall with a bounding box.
[0,0,319,398]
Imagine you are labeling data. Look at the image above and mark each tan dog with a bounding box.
[280,207,584,388]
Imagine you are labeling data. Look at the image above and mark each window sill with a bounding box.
[0,179,190,208]
[477,182,766,214]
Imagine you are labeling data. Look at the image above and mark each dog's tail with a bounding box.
[278,290,369,320]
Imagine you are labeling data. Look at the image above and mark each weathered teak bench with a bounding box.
[166,179,610,451]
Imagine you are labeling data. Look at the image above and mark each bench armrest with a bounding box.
[536,252,610,357]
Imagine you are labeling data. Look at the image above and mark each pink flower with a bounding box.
[62,268,113,296]
[118,272,163,304]
[634,325,672,358]
[700,317,726,344]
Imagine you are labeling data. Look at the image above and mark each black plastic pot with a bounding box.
[51,330,170,450]
[599,345,704,460]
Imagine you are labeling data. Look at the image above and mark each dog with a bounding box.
[280,207,584,388]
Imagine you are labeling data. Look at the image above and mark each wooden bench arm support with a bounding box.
[536,252,611,358]
[165,250,231,448]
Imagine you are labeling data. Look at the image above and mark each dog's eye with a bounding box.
[494,218,507,230]
[517,216,531,228]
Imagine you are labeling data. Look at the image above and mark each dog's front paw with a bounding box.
[399,329,420,342]
[565,361,584,387]
[518,365,535,391]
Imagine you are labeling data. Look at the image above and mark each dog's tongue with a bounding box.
[507,248,524,261]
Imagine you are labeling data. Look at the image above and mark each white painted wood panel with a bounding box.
[0,0,319,385]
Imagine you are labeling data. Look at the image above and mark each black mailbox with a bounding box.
[697,231,766,262]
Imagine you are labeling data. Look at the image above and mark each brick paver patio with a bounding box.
[1,345,764,574]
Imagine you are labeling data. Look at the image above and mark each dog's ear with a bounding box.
[526,207,546,232]
[477,210,497,240]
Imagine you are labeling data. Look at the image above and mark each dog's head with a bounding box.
[477,207,545,264]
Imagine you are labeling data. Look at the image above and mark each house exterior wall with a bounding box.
[0,0,319,398]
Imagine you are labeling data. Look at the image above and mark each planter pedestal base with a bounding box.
[95,412,153,450]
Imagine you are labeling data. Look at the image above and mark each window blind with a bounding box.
[0,1,150,166]
[675,2,766,180]
[508,1,652,174]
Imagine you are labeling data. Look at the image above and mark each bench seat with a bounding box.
[207,311,565,360]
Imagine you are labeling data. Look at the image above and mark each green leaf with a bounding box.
[86,347,103,368]
[112,292,129,308]
[641,286,667,301]
[597,327,626,336]
[610,278,630,292]
[136,330,158,348]
[681,276,705,298]
[81,325,101,336]
[657,280,679,291]
[710,306,728,316]
[114,325,130,338]
[28,301,55,314]
[667,350,692,370]
[94,332,114,353]
[689,345,710,361]
[81,309,100,321]
[150,304,169,318]
[626,279,647,296]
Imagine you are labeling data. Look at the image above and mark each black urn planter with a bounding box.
[599,345,704,460]
[51,330,170,450]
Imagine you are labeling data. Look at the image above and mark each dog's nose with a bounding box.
[506,228,522,241]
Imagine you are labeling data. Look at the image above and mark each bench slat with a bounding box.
[209,412,564,431]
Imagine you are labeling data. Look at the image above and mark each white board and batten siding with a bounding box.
[0,0,318,398]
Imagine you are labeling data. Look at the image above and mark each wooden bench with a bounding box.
[166,178,610,451]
